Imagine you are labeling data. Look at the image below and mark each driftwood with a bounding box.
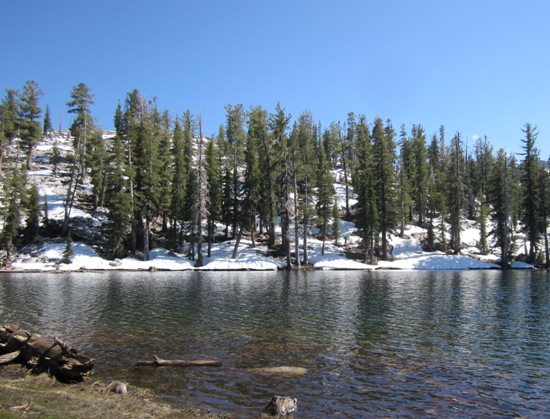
[0,324,94,382]
[136,355,221,367]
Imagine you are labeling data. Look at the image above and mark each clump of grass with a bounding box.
[0,364,230,418]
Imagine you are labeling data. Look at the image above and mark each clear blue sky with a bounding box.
[2,0,549,158]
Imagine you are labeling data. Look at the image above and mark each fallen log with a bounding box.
[136,355,221,367]
[0,324,94,382]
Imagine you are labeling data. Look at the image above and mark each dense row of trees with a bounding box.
[1,81,549,268]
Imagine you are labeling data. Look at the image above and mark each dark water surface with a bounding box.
[1,270,549,417]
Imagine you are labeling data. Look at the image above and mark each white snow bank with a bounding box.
[510,261,535,269]
[200,239,285,270]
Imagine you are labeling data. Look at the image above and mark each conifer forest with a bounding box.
[1,81,549,269]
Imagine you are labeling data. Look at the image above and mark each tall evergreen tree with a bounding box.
[63,82,95,235]
[255,108,278,247]
[205,131,222,257]
[410,124,429,226]
[105,130,133,258]
[316,144,334,255]
[156,110,173,232]
[195,115,209,267]
[447,132,466,254]
[488,149,511,266]
[241,106,264,248]
[182,110,197,257]
[342,112,356,218]
[67,82,94,178]
[354,115,378,263]
[519,123,541,263]
[397,125,412,237]
[225,104,246,238]
[538,157,550,267]
[86,129,108,211]
[372,118,398,260]
[0,89,20,178]
[62,231,74,264]
[292,111,317,264]
[23,183,41,244]
[1,156,26,258]
[269,103,292,269]
[43,104,53,136]
[170,116,187,247]
[18,80,43,170]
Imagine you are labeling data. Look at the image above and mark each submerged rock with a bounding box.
[262,396,297,416]
[249,366,307,376]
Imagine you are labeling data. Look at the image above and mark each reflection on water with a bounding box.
[1,270,550,417]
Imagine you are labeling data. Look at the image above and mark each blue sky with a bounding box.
[2,0,549,158]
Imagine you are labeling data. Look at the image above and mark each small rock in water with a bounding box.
[262,396,297,416]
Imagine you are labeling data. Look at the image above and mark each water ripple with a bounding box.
[1,270,550,416]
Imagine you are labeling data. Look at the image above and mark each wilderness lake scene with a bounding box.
[1,270,549,417]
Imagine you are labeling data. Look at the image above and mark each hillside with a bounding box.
[1,132,536,272]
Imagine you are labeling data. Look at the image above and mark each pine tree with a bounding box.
[170,116,187,248]
[255,108,278,247]
[43,104,53,136]
[241,106,264,249]
[1,154,27,258]
[225,104,246,238]
[316,144,334,255]
[410,125,429,226]
[538,157,550,267]
[195,114,209,267]
[519,123,542,263]
[156,110,173,232]
[86,129,108,211]
[63,82,95,235]
[67,82,94,178]
[0,89,19,178]
[23,183,41,244]
[447,132,465,254]
[354,115,378,263]
[332,201,341,246]
[181,111,197,258]
[291,111,317,265]
[205,131,222,257]
[62,231,74,264]
[105,132,133,258]
[269,103,292,269]
[372,118,398,260]
[342,112,356,218]
[18,81,43,170]
[51,137,61,175]
[488,149,511,266]
[397,125,412,237]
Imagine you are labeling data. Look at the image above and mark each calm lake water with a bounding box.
[1,270,549,417]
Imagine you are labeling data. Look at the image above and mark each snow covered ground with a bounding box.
[4,133,536,272]
[9,230,509,272]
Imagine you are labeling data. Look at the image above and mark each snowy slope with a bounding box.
[5,132,534,272]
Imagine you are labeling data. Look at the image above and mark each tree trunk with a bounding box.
[0,324,94,382]
[143,214,149,261]
[26,147,33,171]
[231,226,242,259]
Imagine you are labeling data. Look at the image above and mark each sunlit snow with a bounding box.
[6,133,535,272]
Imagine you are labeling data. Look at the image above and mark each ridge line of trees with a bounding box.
[1,81,550,268]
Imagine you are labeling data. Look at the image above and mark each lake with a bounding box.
[1,270,549,417]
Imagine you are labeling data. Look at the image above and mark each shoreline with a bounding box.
[0,364,232,418]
